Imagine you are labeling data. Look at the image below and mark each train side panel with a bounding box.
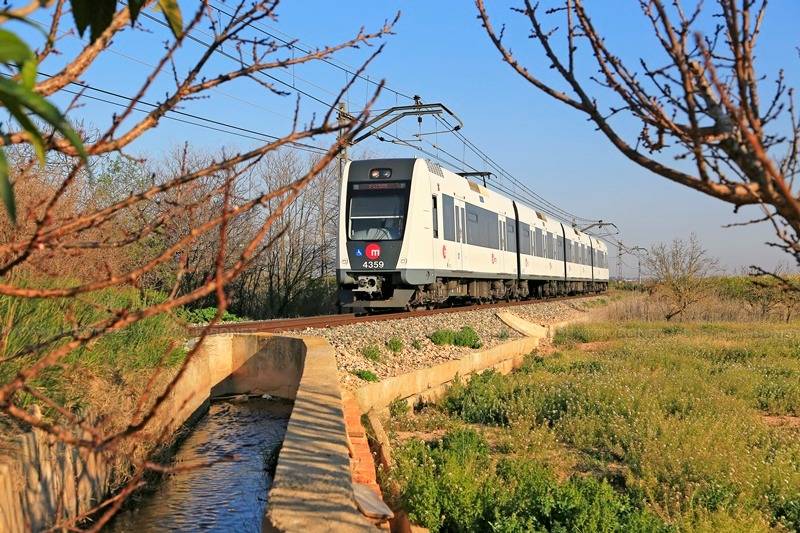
[338,157,607,309]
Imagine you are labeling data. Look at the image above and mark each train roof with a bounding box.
[348,157,606,249]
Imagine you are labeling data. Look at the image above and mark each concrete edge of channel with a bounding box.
[351,308,586,414]
[0,333,374,533]
[265,335,375,532]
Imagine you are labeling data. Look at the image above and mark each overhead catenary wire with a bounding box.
[34,73,330,155]
[92,5,609,239]
[152,2,600,227]
[434,114,597,225]
[142,6,596,229]
[207,1,416,102]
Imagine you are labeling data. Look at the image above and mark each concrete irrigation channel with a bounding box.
[1,335,375,532]
[0,299,597,531]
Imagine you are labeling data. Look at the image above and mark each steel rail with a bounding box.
[187,293,598,336]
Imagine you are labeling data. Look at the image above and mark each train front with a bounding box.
[337,159,418,311]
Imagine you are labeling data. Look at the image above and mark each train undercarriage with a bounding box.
[340,273,608,312]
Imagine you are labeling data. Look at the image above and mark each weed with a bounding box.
[391,429,667,533]
[389,397,410,418]
[498,328,510,340]
[176,306,244,323]
[430,327,482,348]
[429,329,456,346]
[411,338,423,350]
[662,324,685,335]
[442,371,514,426]
[352,369,379,382]
[386,337,404,353]
[454,326,482,348]
[361,344,382,362]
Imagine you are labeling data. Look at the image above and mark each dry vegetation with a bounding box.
[606,275,800,323]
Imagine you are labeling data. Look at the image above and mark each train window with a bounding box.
[534,228,543,257]
[461,207,466,243]
[432,196,439,239]
[464,203,493,249]
[506,222,516,253]
[557,236,564,260]
[442,195,455,241]
[348,184,408,241]
[519,224,531,255]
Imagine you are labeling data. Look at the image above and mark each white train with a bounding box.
[337,158,609,310]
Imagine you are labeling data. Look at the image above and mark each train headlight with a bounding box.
[370,168,392,179]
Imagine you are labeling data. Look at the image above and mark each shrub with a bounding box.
[454,326,482,348]
[352,369,379,382]
[386,337,404,353]
[498,328,510,340]
[429,328,456,346]
[177,306,243,323]
[361,344,382,362]
[392,440,443,531]
[411,338,423,350]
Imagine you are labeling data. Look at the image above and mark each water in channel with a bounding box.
[110,397,292,532]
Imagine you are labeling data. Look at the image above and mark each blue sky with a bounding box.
[25,1,800,275]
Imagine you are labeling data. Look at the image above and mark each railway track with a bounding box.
[188,293,598,336]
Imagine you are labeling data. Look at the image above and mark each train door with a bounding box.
[498,218,507,273]
[454,203,465,271]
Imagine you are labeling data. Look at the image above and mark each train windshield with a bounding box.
[348,183,408,241]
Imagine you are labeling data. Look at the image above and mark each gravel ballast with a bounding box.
[288,296,606,390]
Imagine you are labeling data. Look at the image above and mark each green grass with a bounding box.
[411,338,423,350]
[352,369,379,382]
[391,428,667,532]
[388,321,800,532]
[361,344,382,362]
[386,337,404,353]
[429,326,482,349]
[0,284,186,415]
